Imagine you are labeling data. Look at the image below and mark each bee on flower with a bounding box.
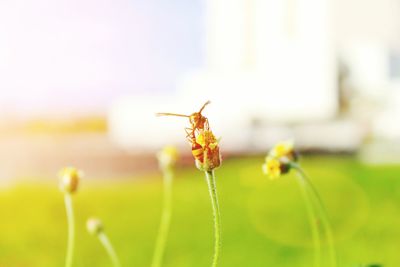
[157,101,223,267]
[157,101,222,172]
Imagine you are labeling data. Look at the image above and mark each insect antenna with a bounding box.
[199,100,211,113]
[156,112,190,117]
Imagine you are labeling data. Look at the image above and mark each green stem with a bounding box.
[98,232,122,267]
[292,164,337,267]
[294,170,321,267]
[151,168,173,267]
[205,170,221,267]
[64,194,75,267]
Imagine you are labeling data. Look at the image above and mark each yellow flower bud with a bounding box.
[270,140,298,162]
[86,217,104,236]
[59,167,82,194]
[195,130,222,172]
[262,156,290,179]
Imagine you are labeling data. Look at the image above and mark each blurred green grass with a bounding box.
[1,155,400,267]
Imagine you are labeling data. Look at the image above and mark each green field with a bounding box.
[1,155,399,267]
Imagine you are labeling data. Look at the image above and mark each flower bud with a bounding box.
[157,146,179,170]
[59,167,82,194]
[262,156,290,179]
[86,217,104,236]
[270,140,298,162]
[195,130,222,172]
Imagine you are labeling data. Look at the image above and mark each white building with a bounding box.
[109,0,400,155]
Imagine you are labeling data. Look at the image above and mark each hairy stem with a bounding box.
[64,194,75,267]
[292,164,337,267]
[205,170,221,267]
[294,170,321,267]
[151,168,173,267]
[98,232,122,267]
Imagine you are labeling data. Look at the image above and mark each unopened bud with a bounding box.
[157,146,179,170]
[86,217,104,236]
[59,167,82,194]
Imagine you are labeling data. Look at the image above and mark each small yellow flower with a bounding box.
[86,217,104,236]
[262,140,297,179]
[157,145,179,170]
[196,130,217,147]
[262,156,282,179]
[59,167,82,194]
[195,130,221,172]
[271,140,295,158]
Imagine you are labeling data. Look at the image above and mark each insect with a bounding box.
[157,101,211,163]
[156,100,211,142]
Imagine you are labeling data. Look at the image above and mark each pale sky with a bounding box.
[0,0,204,117]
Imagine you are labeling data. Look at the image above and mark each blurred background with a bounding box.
[1,0,400,266]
